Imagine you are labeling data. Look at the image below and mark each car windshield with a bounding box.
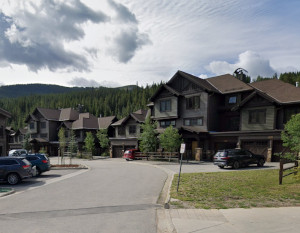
[215,151,227,157]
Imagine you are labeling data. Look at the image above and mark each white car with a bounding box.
[8,149,28,156]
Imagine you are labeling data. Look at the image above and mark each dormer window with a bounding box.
[229,96,237,104]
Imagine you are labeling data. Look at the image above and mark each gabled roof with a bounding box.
[36,107,61,121]
[206,74,253,94]
[149,84,181,101]
[59,108,79,121]
[0,107,11,118]
[72,113,99,130]
[175,71,218,92]
[232,90,277,111]
[112,109,148,126]
[98,116,117,129]
[250,79,300,104]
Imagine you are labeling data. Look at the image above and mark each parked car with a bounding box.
[213,149,265,169]
[123,149,139,160]
[8,149,28,157]
[22,154,51,176]
[0,157,35,185]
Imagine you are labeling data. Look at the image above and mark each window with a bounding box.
[249,109,266,124]
[129,125,136,135]
[118,126,125,136]
[228,96,237,104]
[184,117,203,126]
[0,126,3,138]
[40,122,46,129]
[30,122,35,130]
[186,96,200,110]
[160,99,171,112]
[160,120,175,128]
[40,133,48,138]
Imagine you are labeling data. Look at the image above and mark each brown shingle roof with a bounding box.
[250,79,300,104]
[37,107,61,120]
[59,108,79,121]
[0,107,11,118]
[98,116,117,129]
[177,71,218,92]
[206,74,253,94]
[72,113,99,129]
[112,109,148,126]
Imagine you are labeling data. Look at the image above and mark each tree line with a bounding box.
[0,84,161,130]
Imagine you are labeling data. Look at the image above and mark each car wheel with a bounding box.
[218,165,224,169]
[257,159,265,167]
[7,173,20,185]
[233,161,240,169]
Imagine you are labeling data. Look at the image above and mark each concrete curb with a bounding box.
[0,188,15,198]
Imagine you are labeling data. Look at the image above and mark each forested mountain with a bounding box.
[0,84,88,98]
[0,84,161,130]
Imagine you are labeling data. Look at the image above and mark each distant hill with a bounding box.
[0,84,88,99]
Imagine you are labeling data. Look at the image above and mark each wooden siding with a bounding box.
[241,106,275,131]
[154,96,178,119]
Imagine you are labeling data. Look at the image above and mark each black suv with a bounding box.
[0,157,33,185]
[213,149,265,169]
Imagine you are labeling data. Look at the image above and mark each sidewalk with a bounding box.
[158,207,300,233]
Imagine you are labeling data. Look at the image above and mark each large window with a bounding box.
[0,126,3,138]
[118,126,125,136]
[160,99,171,112]
[184,117,203,126]
[129,125,136,135]
[186,96,200,110]
[160,120,175,128]
[30,122,35,130]
[40,122,46,129]
[249,109,266,124]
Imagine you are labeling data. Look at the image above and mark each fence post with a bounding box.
[279,159,283,185]
[295,160,299,176]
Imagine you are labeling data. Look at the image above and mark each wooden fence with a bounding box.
[279,159,299,185]
[134,152,179,161]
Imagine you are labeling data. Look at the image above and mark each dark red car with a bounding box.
[123,149,139,160]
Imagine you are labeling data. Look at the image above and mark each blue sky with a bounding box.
[0,0,299,87]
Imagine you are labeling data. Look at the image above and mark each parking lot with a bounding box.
[0,168,83,194]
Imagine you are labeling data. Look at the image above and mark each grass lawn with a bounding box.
[170,169,300,209]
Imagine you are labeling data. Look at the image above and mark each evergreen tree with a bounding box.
[58,127,66,164]
[84,132,95,159]
[67,130,78,164]
[159,125,182,152]
[22,133,31,152]
[96,129,110,156]
[139,116,158,152]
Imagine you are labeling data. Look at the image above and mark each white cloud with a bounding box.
[68,77,120,87]
[207,51,277,79]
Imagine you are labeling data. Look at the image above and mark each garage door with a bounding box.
[112,146,124,158]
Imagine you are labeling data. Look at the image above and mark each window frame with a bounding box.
[186,95,200,110]
[129,125,137,135]
[183,117,203,126]
[248,109,266,124]
[160,99,171,112]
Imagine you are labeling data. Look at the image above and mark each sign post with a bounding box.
[177,143,186,192]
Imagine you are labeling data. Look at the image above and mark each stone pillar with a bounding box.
[195,148,202,161]
[266,138,273,162]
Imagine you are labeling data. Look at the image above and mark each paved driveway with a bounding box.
[0,158,167,233]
